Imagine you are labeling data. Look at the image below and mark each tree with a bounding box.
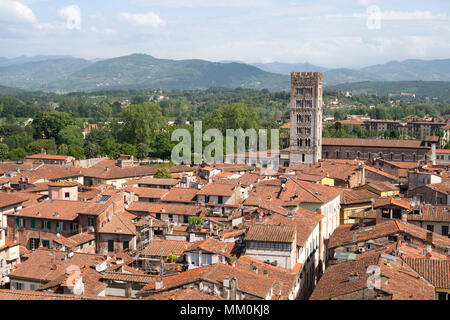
[137,143,149,160]
[204,102,260,133]
[154,168,172,179]
[0,144,9,162]
[131,95,147,105]
[120,143,137,158]
[9,147,26,162]
[94,101,113,122]
[57,125,83,147]
[32,111,75,140]
[57,144,69,155]
[119,102,165,146]
[152,132,173,160]
[84,143,101,158]
[26,139,57,154]
[69,145,85,159]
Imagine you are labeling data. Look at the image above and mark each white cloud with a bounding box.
[57,5,81,30]
[356,0,380,6]
[353,10,448,21]
[0,0,37,24]
[89,25,116,35]
[119,11,165,27]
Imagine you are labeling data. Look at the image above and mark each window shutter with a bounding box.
[63,222,66,231]
[31,219,35,228]
[16,218,19,227]
[41,220,44,229]
[47,221,51,229]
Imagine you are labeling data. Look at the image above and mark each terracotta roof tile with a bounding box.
[245,224,296,243]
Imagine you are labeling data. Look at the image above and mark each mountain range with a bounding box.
[0,54,450,93]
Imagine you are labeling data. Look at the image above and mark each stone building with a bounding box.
[289,72,323,165]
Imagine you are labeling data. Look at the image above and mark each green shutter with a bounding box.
[63,222,66,231]
[41,220,44,229]
[16,218,19,227]
[30,219,35,228]
[123,241,129,250]
[47,221,51,230]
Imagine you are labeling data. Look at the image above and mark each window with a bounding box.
[442,225,449,236]
[80,243,84,249]
[30,238,40,250]
[305,100,312,108]
[218,196,223,204]
[30,219,35,229]
[302,154,305,163]
[65,192,70,199]
[297,127,302,135]
[56,222,62,231]
[108,240,114,252]
[438,197,443,204]
[437,292,448,300]
[346,152,350,159]
[14,282,23,290]
[88,217,95,227]
[427,225,434,232]
[42,239,50,248]
[41,220,51,230]
[296,100,303,108]
[390,153,394,161]
[413,153,416,161]
[15,218,25,228]
[357,151,361,159]
[156,213,161,220]
[123,241,129,250]
[184,215,189,224]
[297,139,302,147]
[70,222,77,232]
[296,88,303,95]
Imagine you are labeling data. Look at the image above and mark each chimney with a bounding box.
[401,213,408,223]
[155,278,163,290]
[230,278,238,300]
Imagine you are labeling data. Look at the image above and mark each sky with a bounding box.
[0,0,449,68]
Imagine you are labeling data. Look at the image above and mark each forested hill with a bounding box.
[327,81,450,101]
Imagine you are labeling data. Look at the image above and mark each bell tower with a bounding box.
[289,72,323,165]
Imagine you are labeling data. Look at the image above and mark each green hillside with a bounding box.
[0,58,92,91]
[47,54,289,92]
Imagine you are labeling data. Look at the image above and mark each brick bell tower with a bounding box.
[289,72,323,165]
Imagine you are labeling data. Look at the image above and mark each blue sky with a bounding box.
[0,0,449,68]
